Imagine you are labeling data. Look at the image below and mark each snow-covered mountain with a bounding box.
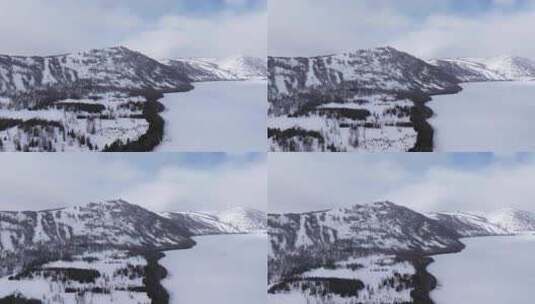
[0,46,192,96]
[218,56,267,80]
[269,46,461,114]
[0,199,195,253]
[427,211,510,237]
[215,207,267,232]
[160,211,242,235]
[487,208,535,232]
[429,208,535,237]
[163,55,267,82]
[429,56,535,82]
[162,207,267,235]
[269,201,463,259]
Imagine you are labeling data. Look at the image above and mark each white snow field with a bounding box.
[429,81,535,151]
[157,80,267,151]
[161,233,267,304]
[0,250,150,304]
[429,234,535,304]
[269,254,415,304]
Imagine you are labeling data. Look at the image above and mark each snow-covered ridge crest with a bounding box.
[428,207,535,237]
[268,46,461,110]
[429,55,535,82]
[0,199,195,253]
[162,55,267,82]
[161,206,267,235]
[0,46,192,95]
[269,201,463,259]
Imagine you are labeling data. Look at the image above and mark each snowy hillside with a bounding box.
[162,207,267,235]
[269,46,461,114]
[429,56,535,82]
[268,47,461,152]
[429,208,535,237]
[268,201,461,304]
[0,46,192,95]
[269,201,462,262]
[218,56,268,80]
[0,250,152,304]
[0,46,196,152]
[216,207,267,232]
[160,211,242,235]
[0,199,194,254]
[163,55,267,82]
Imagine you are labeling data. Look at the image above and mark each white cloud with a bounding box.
[124,10,267,59]
[0,0,141,56]
[269,0,535,59]
[0,154,266,213]
[0,0,266,59]
[393,10,535,59]
[123,160,267,212]
[269,153,535,214]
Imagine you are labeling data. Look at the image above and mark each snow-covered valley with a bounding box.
[429,234,535,304]
[429,81,535,151]
[161,233,267,304]
[157,80,267,151]
[0,250,152,304]
[268,201,535,304]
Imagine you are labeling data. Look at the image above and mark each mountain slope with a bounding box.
[427,212,509,237]
[215,207,267,232]
[269,201,463,259]
[487,208,535,232]
[429,56,535,82]
[269,46,461,114]
[429,208,535,237]
[163,56,267,82]
[160,211,242,235]
[0,199,195,253]
[0,46,192,95]
[162,207,267,235]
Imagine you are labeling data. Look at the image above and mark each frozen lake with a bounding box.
[156,80,267,151]
[160,233,267,304]
[429,234,535,304]
[429,81,535,151]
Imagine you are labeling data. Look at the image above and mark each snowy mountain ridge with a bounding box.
[162,206,267,235]
[269,201,463,260]
[269,46,461,114]
[0,199,195,253]
[429,55,535,82]
[162,55,267,82]
[0,46,192,96]
[428,207,535,237]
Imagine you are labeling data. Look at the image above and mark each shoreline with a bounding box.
[405,87,463,152]
[104,85,194,152]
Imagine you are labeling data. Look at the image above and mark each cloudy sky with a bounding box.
[269,0,535,59]
[0,153,266,212]
[269,153,535,214]
[0,0,266,59]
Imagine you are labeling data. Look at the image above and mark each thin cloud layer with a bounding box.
[269,153,535,213]
[0,154,266,212]
[269,0,535,59]
[0,0,266,59]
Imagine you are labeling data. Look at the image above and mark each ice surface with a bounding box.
[156,80,267,151]
[429,234,535,304]
[161,233,267,304]
[429,81,535,151]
